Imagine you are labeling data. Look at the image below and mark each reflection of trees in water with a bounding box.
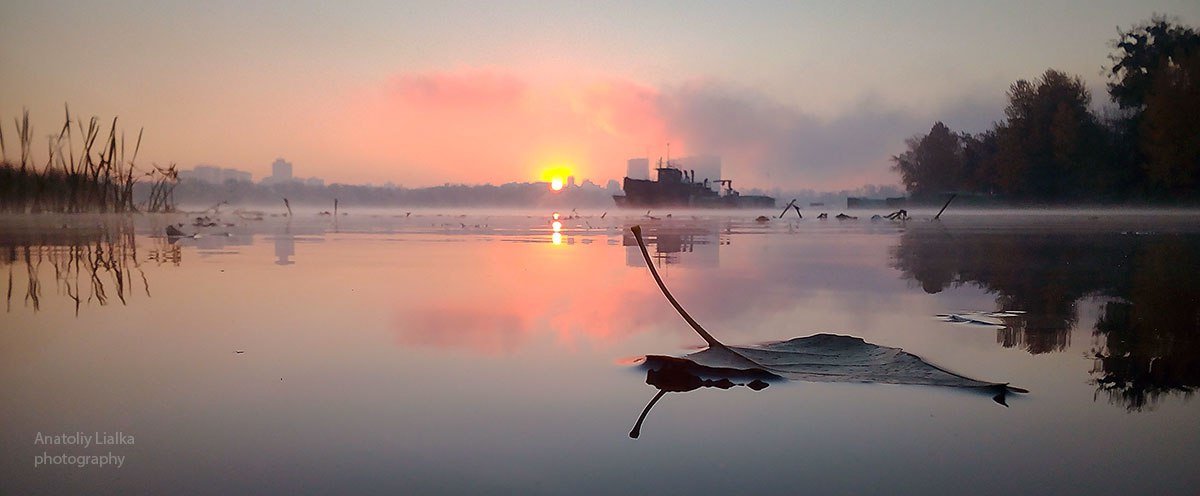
[1090,238,1200,411]
[892,227,1200,411]
[1,221,171,315]
[891,228,1127,353]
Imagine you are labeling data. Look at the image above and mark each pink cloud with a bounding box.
[332,67,917,189]
[339,68,673,186]
[388,69,527,109]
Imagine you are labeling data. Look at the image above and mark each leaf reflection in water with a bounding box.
[627,225,1027,438]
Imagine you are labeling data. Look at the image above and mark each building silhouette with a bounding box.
[178,164,252,184]
[260,158,323,186]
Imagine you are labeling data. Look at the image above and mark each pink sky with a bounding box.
[336,68,673,187]
[3,2,1197,190]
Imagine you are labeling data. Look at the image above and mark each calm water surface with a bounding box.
[2,209,1198,495]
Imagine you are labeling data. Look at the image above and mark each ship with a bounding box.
[612,158,775,208]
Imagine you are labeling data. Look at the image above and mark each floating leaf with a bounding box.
[627,225,1027,438]
[662,333,1018,389]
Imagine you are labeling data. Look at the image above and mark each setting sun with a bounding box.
[540,163,573,192]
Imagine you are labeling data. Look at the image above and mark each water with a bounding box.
[2,209,1198,494]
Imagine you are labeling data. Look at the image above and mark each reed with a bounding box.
[0,107,177,213]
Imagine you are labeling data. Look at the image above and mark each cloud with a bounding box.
[346,68,1004,189]
[388,68,527,110]
[658,82,918,185]
[656,80,1006,188]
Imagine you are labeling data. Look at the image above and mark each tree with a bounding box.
[1109,16,1200,109]
[960,130,999,194]
[1109,17,1200,200]
[891,122,962,197]
[1140,51,1200,197]
[993,70,1107,200]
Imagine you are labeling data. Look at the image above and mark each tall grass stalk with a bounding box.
[0,107,177,213]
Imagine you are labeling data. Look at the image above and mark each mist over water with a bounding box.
[2,208,1198,494]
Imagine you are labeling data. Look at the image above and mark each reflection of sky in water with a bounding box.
[2,212,1199,494]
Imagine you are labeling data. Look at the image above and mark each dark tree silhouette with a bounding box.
[1109,16,1200,109]
[891,122,963,197]
[890,17,1200,204]
[1139,50,1200,197]
[1108,16,1200,201]
[993,70,1108,200]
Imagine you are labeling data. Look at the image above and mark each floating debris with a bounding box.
[934,193,957,220]
[778,199,802,219]
[937,310,1026,328]
[937,313,1005,327]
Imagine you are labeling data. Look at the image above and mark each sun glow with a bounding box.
[540,163,573,192]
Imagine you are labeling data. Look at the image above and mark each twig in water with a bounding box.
[779,199,797,219]
[934,193,956,220]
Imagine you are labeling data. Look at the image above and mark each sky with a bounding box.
[2,1,1198,190]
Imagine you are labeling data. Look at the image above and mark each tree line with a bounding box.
[893,17,1200,204]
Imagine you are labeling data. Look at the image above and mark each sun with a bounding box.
[539,163,573,191]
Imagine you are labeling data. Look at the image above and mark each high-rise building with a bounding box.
[262,158,324,186]
[271,158,293,181]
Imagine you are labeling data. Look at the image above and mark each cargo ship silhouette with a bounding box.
[612,158,774,208]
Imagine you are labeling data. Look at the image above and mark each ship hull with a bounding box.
[613,179,774,209]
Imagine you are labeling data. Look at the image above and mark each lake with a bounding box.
[2,208,1198,495]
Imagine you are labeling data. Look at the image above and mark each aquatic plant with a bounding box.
[0,108,177,213]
